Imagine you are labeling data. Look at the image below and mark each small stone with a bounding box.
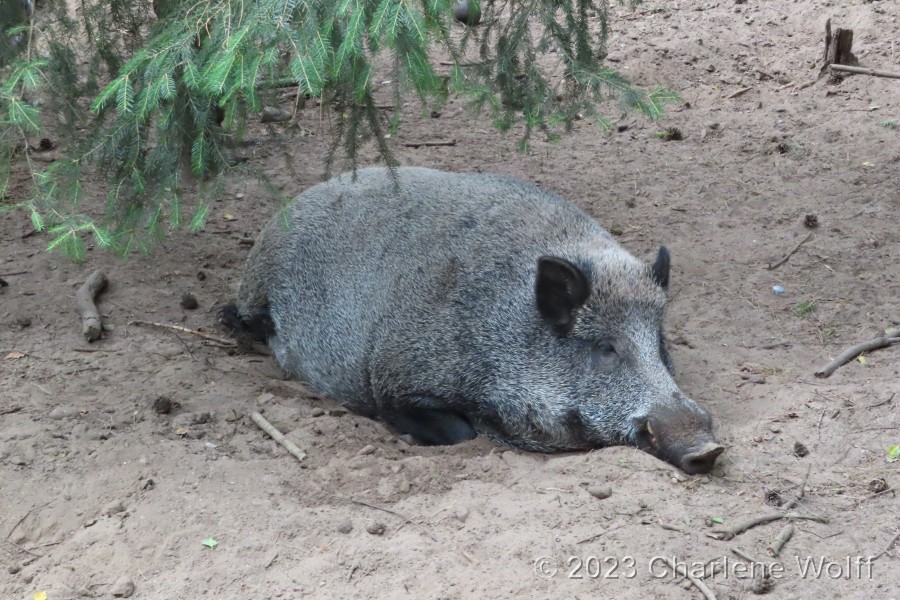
[256,393,275,406]
[310,407,326,417]
[49,405,78,420]
[180,293,199,310]
[769,425,781,433]
[587,485,613,500]
[454,507,469,522]
[337,519,353,534]
[8,455,29,466]
[803,214,819,229]
[196,270,206,281]
[8,564,21,574]
[366,521,386,535]
[358,444,376,456]
[111,575,136,597]
[102,499,126,516]
[793,442,809,458]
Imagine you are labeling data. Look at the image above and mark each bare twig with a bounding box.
[767,233,812,270]
[76,270,108,342]
[402,139,457,148]
[869,531,900,562]
[727,87,753,99]
[128,320,237,347]
[784,464,812,510]
[815,336,900,378]
[662,556,717,600]
[710,512,828,540]
[250,411,307,462]
[767,524,794,557]
[0,406,23,416]
[6,501,52,540]
[577,524,624,544]
[830,64,900,80]
[0,270,29,277]
[329,495,409,521]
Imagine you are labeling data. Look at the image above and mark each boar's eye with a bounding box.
[591,340,620,371]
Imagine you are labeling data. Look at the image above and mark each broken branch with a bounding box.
[402,139,457,148]
[250,411,307,462]
[766,524,794,557]
[830,64,900,80]
[814,336,900,378]
[710,512,828,540]
[76,270,108,342]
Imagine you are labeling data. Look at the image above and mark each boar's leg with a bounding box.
[379,399,477,446]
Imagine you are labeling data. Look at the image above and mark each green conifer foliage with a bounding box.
[0,0,676,259]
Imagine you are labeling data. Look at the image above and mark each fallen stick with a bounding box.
[402,139,457,148]
[784,464,812,510]
[767,233,812,270]
[766,524,794,557]
[710,512,828,540]
[727,87,753,99]
[128,320,237,347]
[0,270,29,277]
[250,411,307,462]
[662,556,717,600]
[76,270,108,342]
[830,64,900,80]
[869,531,900,562]
[814,336,900,378]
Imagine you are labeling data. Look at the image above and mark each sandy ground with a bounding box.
[2,1,899,599]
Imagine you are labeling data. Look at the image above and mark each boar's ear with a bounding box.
[536,256,590,332]
[650,246,670,291]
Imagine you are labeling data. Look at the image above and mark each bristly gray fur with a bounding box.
[233,167,718,464]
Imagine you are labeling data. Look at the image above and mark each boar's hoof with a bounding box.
[679,443,724,475]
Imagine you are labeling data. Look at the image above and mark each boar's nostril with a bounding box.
[680,443,724,475]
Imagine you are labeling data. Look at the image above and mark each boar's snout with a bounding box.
[678,442,724,475]
[638,399,723,474]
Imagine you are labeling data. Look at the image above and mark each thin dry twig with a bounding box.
[727,87,753,99]
[577,524,624,544]
[710,512,828,540]
[76,270,108,342]
[250,411,307,462]
[767,233,812,270]
[663,556,717,600]
[815,336,900,378]
[128,320,237,347]
[869,531,900,562]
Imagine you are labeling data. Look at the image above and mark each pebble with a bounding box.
[772,285,785,295]
[454,507,469,522]
[337,519,353,534]
[366,521,386,535]
[49,405,78,419]
[111,575,136,597]
[8,455,30,466]
[102,499,126,516]
[310,407,326,417]
[357,444,376,456]
[587,484,613,500]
